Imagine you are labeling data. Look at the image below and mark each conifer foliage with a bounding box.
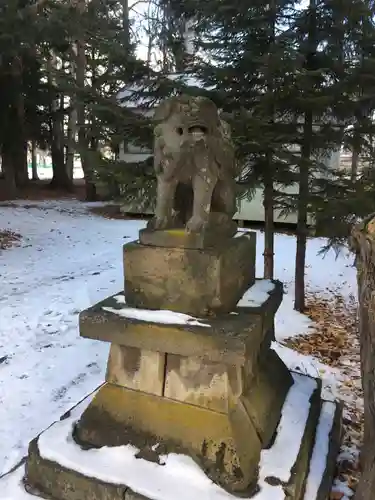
[1,0,375,305]
[0,0,150,200]
[159,0,375,311]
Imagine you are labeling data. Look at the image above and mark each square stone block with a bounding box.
[162,322,284,417]
[123,232,256,316]
[80,280,282,366]
[106,344,166,396]
[164,354,229,413]
[79,292,264,366]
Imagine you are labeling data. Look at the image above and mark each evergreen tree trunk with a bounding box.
[263,0,276,280]
[50,140,68,187]
[145,0,157,67]
[47,56,72,190]
[294,0,316,312]
[160,2,192,71]
[76,0,96,201]
[147,35,153,67]
[50,96,72,190]
[66,56,77,182]
[12,56,29,187]
[351,129,360,182]
[31,141,39,181]
[66,105,77,181]
[351,150,359,181]
[172,21,189,72]
[1,148,17,198]
[14,140,29,186]
[263,176,274,279]
[122,0,129,46]
[351,41,366,184]
[351,215,375,500]
[294,114,312,312]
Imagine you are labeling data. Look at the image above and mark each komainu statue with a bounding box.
[147,94,239,234]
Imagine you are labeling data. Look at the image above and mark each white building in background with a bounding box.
[117,74,341,225]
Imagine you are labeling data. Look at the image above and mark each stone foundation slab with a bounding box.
[0,371,342,500]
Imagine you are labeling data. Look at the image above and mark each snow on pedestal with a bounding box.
[103,294,211,328]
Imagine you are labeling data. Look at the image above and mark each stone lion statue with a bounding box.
[147,94,239,234]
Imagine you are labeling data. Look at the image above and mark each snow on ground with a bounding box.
[0,200,145,475]
[0,199,357,477]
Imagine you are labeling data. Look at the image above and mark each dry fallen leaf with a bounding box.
[0,230,21,250]
[330,492,345,500]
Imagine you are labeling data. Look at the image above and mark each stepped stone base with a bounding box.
[79,280,283,364]
[0,224,342,500]
[1,372,341,500]
[76,280,288,494]
[74,348,292,493]
[0,202,344,500]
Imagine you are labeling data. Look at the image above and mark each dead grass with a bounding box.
[89,204,130,220]
[88,204,153,222]
[0,230,22,250]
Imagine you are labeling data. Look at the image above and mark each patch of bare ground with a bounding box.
[89,204,151,221]
[89,204,128,219]
[285,292,361,499]
[0,179,86,203]
[0,230,22,250]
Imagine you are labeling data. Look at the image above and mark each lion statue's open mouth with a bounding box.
[176,124,207,139]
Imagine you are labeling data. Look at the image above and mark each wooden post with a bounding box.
[351,214,375,500]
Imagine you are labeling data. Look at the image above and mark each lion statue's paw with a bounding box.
[186,215,208,234]
[147,216,174,231]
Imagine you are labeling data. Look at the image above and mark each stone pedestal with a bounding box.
[75,278,289,494]
[124,231,256,316]
[14,229,342,500]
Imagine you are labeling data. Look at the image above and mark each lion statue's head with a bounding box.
[153,94,237,181]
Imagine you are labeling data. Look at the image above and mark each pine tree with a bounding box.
[0,0,151,198]
[303,0,375,251]
[125,0,375,314]
[167,0,302,278]
[272,0,375,310]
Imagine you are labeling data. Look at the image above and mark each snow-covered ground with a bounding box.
[0,199,357,481]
